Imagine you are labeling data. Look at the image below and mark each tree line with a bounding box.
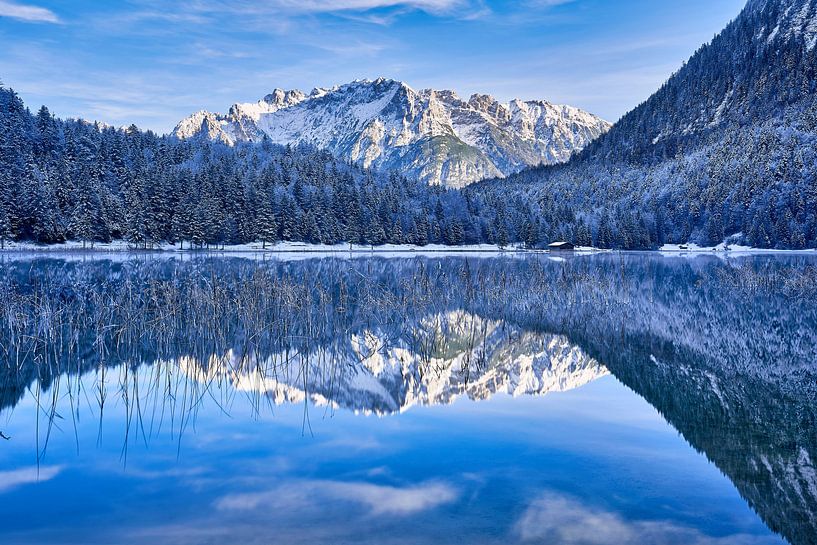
[0,85,541,249]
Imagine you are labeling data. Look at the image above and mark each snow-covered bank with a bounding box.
[0,240,519,254]
[659,242,817,256]
[1,239,814,259]
[0,240,610,256]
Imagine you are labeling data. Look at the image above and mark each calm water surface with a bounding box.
[0,253,815,545]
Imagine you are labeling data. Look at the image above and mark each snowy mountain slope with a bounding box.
[575,0,817,164]
[750,0,817,50]
[173,78,610,187]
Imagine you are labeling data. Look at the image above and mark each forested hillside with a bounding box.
[468,0,817,249]
[0,85,541,248]
[584,0,817,164]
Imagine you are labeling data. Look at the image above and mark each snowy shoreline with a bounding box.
[0,241,593,254]
[0,240,813,257]
[657,243,817,257]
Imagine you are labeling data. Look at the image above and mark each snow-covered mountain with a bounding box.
[173,78,610,187]
[179,311,608,415]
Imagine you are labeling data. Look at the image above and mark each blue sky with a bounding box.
[0,0,746,133]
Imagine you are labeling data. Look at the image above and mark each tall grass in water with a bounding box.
[0,257,619,447]
[2,254,811,456]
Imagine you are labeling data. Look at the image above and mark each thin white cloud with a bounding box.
[526,0,577,6]
[0,0,60,23]
[239,0,466,15]
[0,465,63,494]
[321,480,458,515]
[515,492,779,544]
[130,0,474,20]
[217,479,458,516]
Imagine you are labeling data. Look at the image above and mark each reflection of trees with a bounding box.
[1,254,816,544]
[590,331,817,545]
[525,256,817,545]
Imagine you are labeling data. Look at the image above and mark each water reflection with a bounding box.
[0,254,815,544]
[179,311,607,415]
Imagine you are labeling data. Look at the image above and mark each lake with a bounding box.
[0,253,815,545]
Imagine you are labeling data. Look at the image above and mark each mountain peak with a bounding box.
[262,88,305,105]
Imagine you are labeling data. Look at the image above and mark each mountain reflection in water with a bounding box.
[0,254,814,545]
[178,311,608,415]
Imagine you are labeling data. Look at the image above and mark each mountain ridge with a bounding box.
[173,78,610,188]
